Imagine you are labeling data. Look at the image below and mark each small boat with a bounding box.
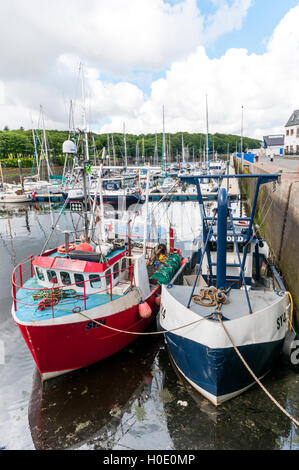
[159,173,291,405]
[0,189,33,203]
[66,180,143,208]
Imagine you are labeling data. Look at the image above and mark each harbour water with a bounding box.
[0,201,298,450]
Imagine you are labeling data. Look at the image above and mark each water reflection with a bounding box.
[28,335,163,450]
[159,349,299,450]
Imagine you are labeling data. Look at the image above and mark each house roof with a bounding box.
[285,110,299,127]
[263,135,284,147]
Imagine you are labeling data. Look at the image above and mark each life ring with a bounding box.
[72,306,81,313]
[237,220,249,226]
[57,243,77,254]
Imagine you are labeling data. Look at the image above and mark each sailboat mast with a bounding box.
[154,132,158,166]
[80,63,90,161]
[111,135,116,166]
[41,106,52,179]
[206,94,209,169]
[162,105,166,172]
[123,122,127,167]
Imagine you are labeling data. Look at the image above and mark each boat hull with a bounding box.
[160,286,289,405]
[165,331,284,405]
[13,289,160,381]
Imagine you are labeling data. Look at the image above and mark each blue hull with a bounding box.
[165,331,284,403]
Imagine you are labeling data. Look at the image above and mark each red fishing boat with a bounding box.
[11,232,185,381]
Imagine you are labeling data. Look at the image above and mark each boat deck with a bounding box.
[15,277,121,322]
[168,285,281,320]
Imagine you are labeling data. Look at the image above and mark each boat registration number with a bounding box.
[85,319,107,330]
[277,311,287,330]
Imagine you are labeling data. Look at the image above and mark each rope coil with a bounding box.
[192,286,229,310]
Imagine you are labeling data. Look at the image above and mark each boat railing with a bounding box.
[12,256,136,318]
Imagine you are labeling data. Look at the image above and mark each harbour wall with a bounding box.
[234,157,299,326]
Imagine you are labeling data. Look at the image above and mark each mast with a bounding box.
[142,136,145,163]
[154,132,158,166]
[106,134,110,165]
[162,105,166,173]
[80,63,90,161]
[206,94,209,170]
[82,160,89,241]
[241,105,244,169]
[143,169,150,256]
[111,134,116,166]
[136,139,139,165]
[123,122,127,167]
[41,105,52,180]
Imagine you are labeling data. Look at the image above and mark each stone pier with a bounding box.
[234,157,299,326]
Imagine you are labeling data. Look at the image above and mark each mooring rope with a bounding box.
[78,310,214,336]
[217,313,299,428]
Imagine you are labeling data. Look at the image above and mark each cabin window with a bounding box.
[113,262,119,280]
[227,243,234,252]
[74,273,85,288]
[60,271,71,285]
[89,274,101,289]
[47,270,58,283]
[36,267,45,281]
[105,269,112,285]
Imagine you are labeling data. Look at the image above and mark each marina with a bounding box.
[0,131,299,453]
[1,0,299,456]
[0,195,298,450]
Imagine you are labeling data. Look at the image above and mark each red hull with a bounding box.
[16,290,160,377]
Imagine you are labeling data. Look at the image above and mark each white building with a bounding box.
[262,135,284,157]
[284,110,299,155]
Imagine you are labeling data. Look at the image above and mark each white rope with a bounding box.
[218,314,299,428]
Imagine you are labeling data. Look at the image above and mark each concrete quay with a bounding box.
[235,157,299,325]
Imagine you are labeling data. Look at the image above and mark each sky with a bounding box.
[0,0,299,139]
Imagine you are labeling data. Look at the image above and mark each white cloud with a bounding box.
[2,0,294,140]
[100,4,299,139]
[204,0,253,44]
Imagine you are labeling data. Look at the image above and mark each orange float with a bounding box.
[138,301,152,319]
[75,242,93,252]
[57,243,77,255]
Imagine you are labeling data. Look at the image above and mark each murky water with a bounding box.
[0,201,298,450]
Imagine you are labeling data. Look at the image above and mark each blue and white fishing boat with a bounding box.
[159,173,291,405]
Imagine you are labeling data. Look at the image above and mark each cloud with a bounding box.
[204,0,253,44]
[0,0,284,138]
[100,4,299,139]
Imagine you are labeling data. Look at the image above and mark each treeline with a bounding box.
[0,128,261,166]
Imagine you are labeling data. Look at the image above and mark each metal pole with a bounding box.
[82,161,89,241]
[206,94,209,170]
[143,170,150,256]
[241,105,244,170]
[18,159,24,194]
